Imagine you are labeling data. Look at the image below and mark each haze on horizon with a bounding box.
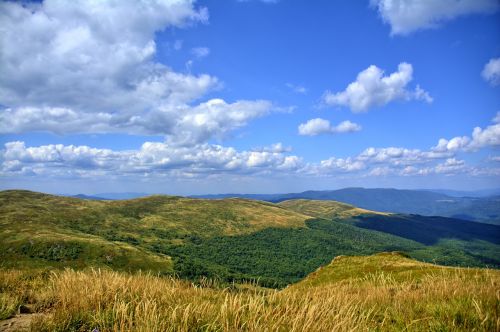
[1,0,499,195]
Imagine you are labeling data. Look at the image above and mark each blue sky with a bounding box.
[0,0,499,195]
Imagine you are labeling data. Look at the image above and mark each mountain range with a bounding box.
[192,187,500,225]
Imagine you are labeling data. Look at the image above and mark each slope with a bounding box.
[0,190,308,274]
[1,190,499,288]
[195,188,500,224]
[292,251,483,288]
[277,198,382,219]
[278,199,500,269]
[1,253,498,331]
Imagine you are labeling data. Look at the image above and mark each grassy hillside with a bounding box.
[286,188,500,225]
[0,190,306,273]
[198,188,500,224]
[277,198,381,219]
[293,251,475,287]
[0,253,498,331]
[1,190,499,288]
[278,199,500,270]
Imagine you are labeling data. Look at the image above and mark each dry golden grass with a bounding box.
[136,197,308,236]
[278,199,387,220]
[1,253,498,331]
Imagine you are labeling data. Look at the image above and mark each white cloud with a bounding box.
[0,0,209,112]
[0,0,274,145]
[433,112,500,152]
[482,57,500,86]
[191,47,210,58]
[323,63,432,112]
[434,158,466,174]
[298,118,361,136]
[371,0,500,35]
[469,123,500,150]
[319,157,365,172]
[357,146,447,166]
[0,99,273,145]
[298,118,330,136]
[333,121,362,133]
[432,136,471,152]
[253,143,292,153]
[3,114,500,180]
[1,141,304,178]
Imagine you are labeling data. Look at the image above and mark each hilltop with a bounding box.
[277,198,382,219]
[1,190,499,287]
[0,190,307,274]
[195,188,500,224]
[292,252,465,288]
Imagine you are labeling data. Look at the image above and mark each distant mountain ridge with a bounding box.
[192,187,500,225]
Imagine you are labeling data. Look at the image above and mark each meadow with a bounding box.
[0,253,498,331]
[1,191,499,331]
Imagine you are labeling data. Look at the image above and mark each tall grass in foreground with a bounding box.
[0,267,499,331]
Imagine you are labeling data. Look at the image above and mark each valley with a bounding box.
[1,190,499,330]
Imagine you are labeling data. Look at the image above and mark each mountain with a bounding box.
[1,190,499,288]
[422,188,500,197]
[194,187,500,224]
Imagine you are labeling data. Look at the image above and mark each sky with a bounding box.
[0,0,500,195]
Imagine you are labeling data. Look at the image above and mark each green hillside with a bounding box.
[1,190,499,288]
[0,190,306,273]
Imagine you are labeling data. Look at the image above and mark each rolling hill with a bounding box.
[1,190,499,288]
[292,251,497,288]
[277,199,383,219]
[194,188,500,224]
[0,190,307,274]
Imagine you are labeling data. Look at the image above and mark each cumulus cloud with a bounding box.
[434,158,467,174]
[0,0,209,111]
[0,99,273,145]
[0,141,303,178]
[0,0,273,145]
[3,115,499,180]
[371,0,500,35]
[298,118,361,136]
[253,143,292,153]
[323,63,432,112]
[482,58,500,86]
[432,136,471,153]
[357,147,450,167]
[433,112,500,152]
[318,157,365,172]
